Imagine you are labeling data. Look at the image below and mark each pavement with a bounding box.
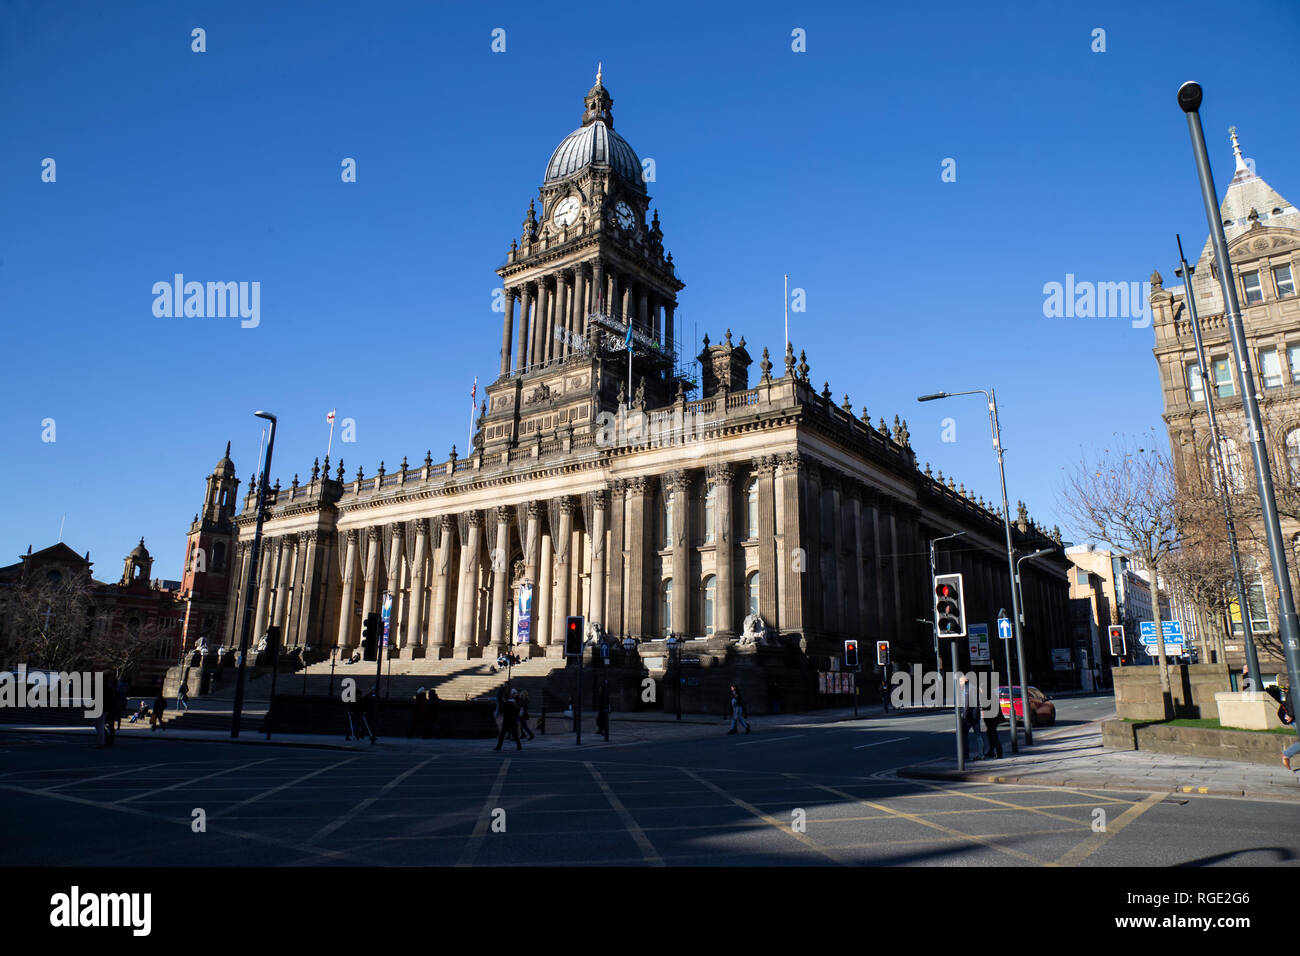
[898,718,1300,802]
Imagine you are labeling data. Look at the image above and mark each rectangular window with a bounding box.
[1075,568,1089,586]
[1275,264,1296,298]
[1242,271,1264,305]
[1213,356,1235,398]
[1289,345,1300,384]
[1260,348,1283,389]
[1186,363,1204,403]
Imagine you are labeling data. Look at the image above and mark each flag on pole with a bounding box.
[326,409,336,424]
[625,322,633,352]
[471,378,477,402]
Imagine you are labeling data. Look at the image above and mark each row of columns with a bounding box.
[499,261,677,375]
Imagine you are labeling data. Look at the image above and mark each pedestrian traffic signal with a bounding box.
[565,615,584,657]
[934,573,966,638]
[844,640,859,669]
[1108,625,1125,657]
[876,641,890,666]
[361,613,381,661]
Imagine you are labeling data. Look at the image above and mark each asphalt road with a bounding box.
[3,695,1298,867]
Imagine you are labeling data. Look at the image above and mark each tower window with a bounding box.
[1275,264,1296,299]
[1186,363,1204,403]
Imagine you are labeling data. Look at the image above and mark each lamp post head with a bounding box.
[254,410,277,423]
[1177,81,1202,113]
[917,392,948,403]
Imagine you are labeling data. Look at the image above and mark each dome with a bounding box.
[545,122,644,192]
[130,538,150,560]
[213,440,235,478]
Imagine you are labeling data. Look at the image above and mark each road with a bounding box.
[3,695,1297,867]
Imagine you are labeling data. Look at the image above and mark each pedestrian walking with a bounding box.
[495,689,522,751]
[178,681,190,712]
[427,687,440,738]
[1278,684,1298,776]
[409,688,430,738]
[518,690,536,741]
[150,693,167,731]
[957,676,979,761]
[344,695,372,741]
[981,685,1004,759]
[114,679,129,731]
[727,685,750,735]
[101,678,119,747]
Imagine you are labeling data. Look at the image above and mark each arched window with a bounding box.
[703,485,716,543]
[702,575,716,635]
[1232,557,1271,635]
[746,481,759,539]
[746,571,760,617]
[663,495,673,549]
[1286,430,1300,486]
[1209,438,1245,494]
[662,579,672,637]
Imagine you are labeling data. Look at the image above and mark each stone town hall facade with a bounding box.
[216,74,1071,704]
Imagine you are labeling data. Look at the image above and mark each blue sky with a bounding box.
[2,0,1298,580]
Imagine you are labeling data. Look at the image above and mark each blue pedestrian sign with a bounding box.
[1138,620,1184,653]
[997,617,1013,640]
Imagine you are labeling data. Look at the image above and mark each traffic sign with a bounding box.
[968,624,990,664]
[1138,621,1184,646]
[997,617,1013,640]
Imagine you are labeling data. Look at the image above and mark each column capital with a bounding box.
[775,451,811,475]
[468,509,485,529]
[527,500,545,519]
[495,506,513,524]
[625,476,648,496]
[439,514,455,533]
[367,525,383,542]
[344,528,359,544]
[589,488,608,510]
[706,462,734,486]
[750,455,777,476]
[665,469,690,494]
[558,495,578,516]
[413,517,430,534]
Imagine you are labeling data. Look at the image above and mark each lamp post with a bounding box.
[1179,81,1300,727]
[231,410,276,738]
[919,389,1034,743]
[328,646,337,697]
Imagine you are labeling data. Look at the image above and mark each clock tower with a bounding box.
[481,68,688,452]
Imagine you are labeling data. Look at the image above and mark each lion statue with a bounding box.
[585,620,607,645]
[737,613,770,646]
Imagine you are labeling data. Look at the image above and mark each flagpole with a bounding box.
[326,410,336,462]
[784,273,789,350]
[468,377,477,452]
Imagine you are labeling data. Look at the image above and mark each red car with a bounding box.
[998,686,1056,726]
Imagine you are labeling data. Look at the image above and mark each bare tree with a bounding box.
[3,567,96,673]
[87,611,159,684]
[1164,490,1235,663]
[1061,433,1179,716]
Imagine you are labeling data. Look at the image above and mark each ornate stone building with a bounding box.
[1150,130,1300,676]
[220,73,1071,705]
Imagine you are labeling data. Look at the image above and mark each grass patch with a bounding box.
[1124,717,1296,735]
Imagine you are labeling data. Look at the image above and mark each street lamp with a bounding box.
[231,410,276,738]
[919,388,1035,743]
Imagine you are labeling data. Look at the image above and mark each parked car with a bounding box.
[998,686,1056,726]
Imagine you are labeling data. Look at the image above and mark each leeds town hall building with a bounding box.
[212,74,1072,709]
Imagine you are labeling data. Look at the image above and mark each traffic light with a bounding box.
[1108,625,1125,657]
[361,613,380,661]
[565,615,584,657]
[934,573,966,638]
[844,640,859,669]
[264,625,281,663]
[876,641,890,666]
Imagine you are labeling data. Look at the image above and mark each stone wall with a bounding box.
[1102,718,1295,766]
[1113,663,1230,720]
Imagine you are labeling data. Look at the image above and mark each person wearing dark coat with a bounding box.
[596,682,610,740]
[495,691,522,751]
[150,693,167,730]
[101,681,120,746]
[410,689,430,738]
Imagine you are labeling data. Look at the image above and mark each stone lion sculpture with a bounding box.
[738,613,770,646]
[585,620,606,645]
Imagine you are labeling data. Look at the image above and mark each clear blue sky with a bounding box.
[2,0,1298,580]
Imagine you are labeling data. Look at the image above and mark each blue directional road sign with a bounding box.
[997,617,1013,640]
[1139,620,1184,652]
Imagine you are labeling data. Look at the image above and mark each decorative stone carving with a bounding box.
[737,613,772,646]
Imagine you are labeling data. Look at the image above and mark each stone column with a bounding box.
[429,516,455,658]
[824,469,843,635]
[625,475,651,639]
[229,541,252,648]
[665,302,675,354]
[489,507,511,655]
[777,454,806,634]
[500,289,516,376]
[537,524,553,649]
[607,271,618,324]
[667,472,690,637]
[292,530,317,647]
[605,481,626,638]
[276,534,298,634]
[709,464,735,637]
[592,259,605,320]
[385,523,404,647]
[403,518,429,658]
[573,270,587,347]
[336,530,359,649]
[454,512,482,656]
[846,485,864,638]
[531,282,549,367]
[517,286,532,371]
[551,496,575,649]
[753,458,779,627]
[621,282,633,331]
[360,526,381,628]
[253,539,275,638]
[555,273,570,360]
[589,490,607,627]
[637,287,649,335]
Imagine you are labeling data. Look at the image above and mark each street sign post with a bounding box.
[968,623,990,665]
[1139,621,1185,657]
[997,617,1013,640]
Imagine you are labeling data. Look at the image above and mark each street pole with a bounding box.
[1175,233,1262,688]
[999,607,1019,753]
[952,642,964,771]
[576,642,584,746]
[1179,81,1300,728]
[231,411,276,739]
[929,532,965,676]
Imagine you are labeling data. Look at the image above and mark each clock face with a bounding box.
[552,196,580,228]
[614,201,635,230]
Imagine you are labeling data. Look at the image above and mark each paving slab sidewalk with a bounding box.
[897,719,1300,802]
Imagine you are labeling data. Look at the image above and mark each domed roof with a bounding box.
[214,440,235,478]
[543,68,645,192]
[545,123,644,190]
[130,538,150,560]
